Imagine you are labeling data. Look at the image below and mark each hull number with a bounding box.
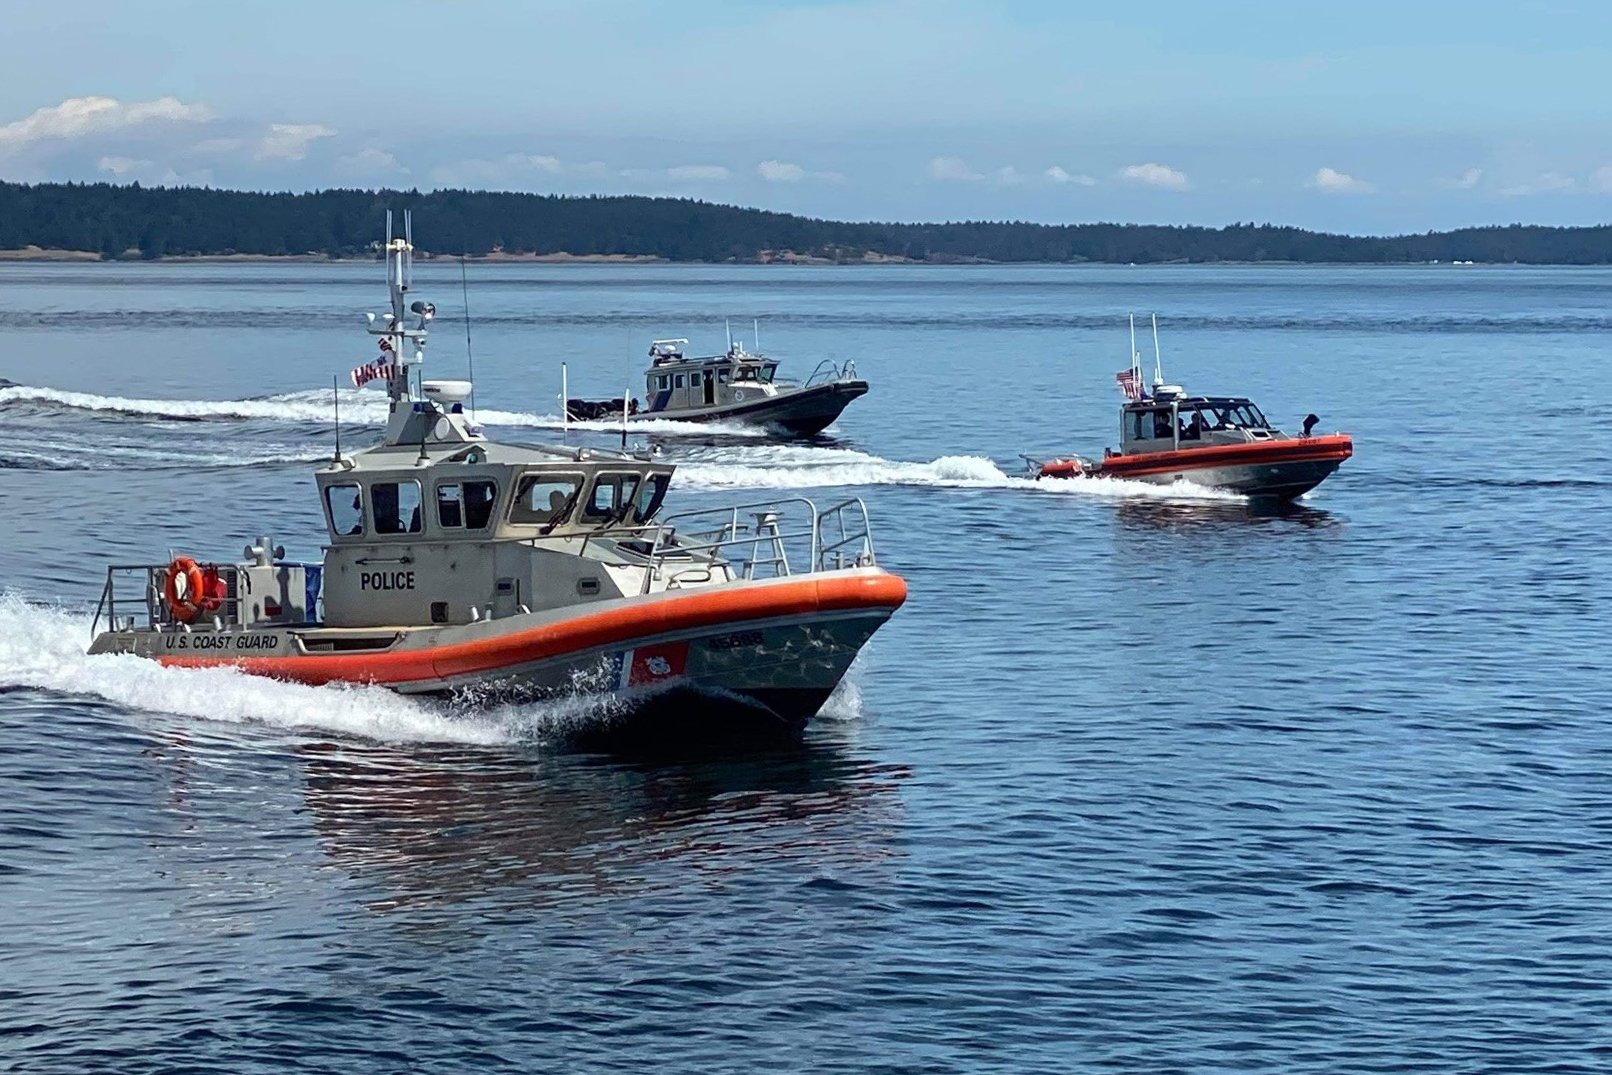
[708,629,764,650]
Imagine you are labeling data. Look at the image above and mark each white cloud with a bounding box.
[1590,166,1612,193]
[1499,172,1576,196]
[95,154,211,187]
[1441,167,1483,190]
[1120,162,1191,191]
[666,164,729,181]
[254,123,336,161]
[758,159,805,182]
[97,155,151,177]
[1309,166,1372,194]
[430,153,609,188]
[1045,165,1096,186]
[929,156,982,182]
[0,95,210,155]
[993,165,1023,185]
[335,147,409,182]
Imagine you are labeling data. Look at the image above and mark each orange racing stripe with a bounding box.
[157,571,908,687]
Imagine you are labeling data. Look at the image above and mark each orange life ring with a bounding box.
[163,556,225,623]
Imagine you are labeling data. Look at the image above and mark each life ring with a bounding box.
[733,389,746,401]
[163,556,225,623]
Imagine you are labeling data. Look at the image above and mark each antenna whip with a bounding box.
[460,254,477,417]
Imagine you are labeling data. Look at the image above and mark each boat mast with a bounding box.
[1129,314,1140,389]
[1150,313,1164,389]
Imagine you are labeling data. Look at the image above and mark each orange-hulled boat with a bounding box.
[1029,317,1353,500]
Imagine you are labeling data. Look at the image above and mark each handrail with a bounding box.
[549,494,876,594]
[801,359,856,389]
[92,562,254,636]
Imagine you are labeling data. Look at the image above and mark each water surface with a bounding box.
[2,262,1609,1073]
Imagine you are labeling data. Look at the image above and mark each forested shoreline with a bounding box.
[2,181,1610,264]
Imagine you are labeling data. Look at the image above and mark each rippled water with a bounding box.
[3,262,1611,1072]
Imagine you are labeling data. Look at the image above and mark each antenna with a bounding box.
[754,317,761,352]
[621,380,630,451]
[560,362,569,438]
[403,211,413,291]
[725,318,733,352]
[1151,313,1164,387]
[1129,314,1139,383]
[459,254,477,418]
[332,374,341,461]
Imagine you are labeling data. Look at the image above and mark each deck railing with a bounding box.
[571,495,878,594]
[91,563,248,638]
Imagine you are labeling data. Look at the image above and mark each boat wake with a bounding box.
[0,596,638,747]
[674,446,1246,501]
[0,383,764,438]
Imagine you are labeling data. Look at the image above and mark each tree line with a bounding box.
[2,180,1610,264]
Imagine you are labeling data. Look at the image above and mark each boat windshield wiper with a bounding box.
[539,488,583,535]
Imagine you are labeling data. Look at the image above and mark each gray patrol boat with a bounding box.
[88,215,907,733]
[569,334,867,436]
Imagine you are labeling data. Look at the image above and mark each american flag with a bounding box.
[350,358,396,388]
[1115,368,1140,400]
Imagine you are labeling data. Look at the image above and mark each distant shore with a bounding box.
[0,246,1528,268]
[0,246,925,265]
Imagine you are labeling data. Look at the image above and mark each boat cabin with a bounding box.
[314,438,675,629]
[1118,392,1276,454]
[643,338,780,413]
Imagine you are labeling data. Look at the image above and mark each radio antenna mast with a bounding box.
[460,254,477,418]
[332,374,341,461]
[1151,313,1164,387]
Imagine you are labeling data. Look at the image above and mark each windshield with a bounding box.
[1182,402,1267,431]
[510,473,582,526]
[632,473,670,523]
[581,473,643,524]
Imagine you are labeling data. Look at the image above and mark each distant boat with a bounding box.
[569,335,868,437]
[1026,316,1353,500]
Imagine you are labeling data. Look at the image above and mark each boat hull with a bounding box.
[642,380,868,435]
[1041,435,1353,500]
[88,569,906,732]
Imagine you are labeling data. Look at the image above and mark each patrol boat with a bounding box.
[568,333,867,436]
[87,216,907,731]
[1028,317,1353,500]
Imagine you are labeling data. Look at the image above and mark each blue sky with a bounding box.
[3,0,1611,233]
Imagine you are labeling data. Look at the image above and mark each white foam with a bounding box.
[0,384,376,423]
[0,383,764,438]
[674,450,1244,500]
[0,596,509,745]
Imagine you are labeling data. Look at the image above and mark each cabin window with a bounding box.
[674,373,686,388]
[1152,412,1174,440]
[373,480,423,534]
[436,480,497,529]
[655,375,670,391]
[690,371,702,386]
[581,473,644,523]
[325,482,364,536]
[717,369,731,384]
[759,364,777,384]
[509,473,582,526]
[632,473,670,523]
[734,368,755,382]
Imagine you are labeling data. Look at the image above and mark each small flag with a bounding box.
[1115,368,1140,400]
[350,359,396,388]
